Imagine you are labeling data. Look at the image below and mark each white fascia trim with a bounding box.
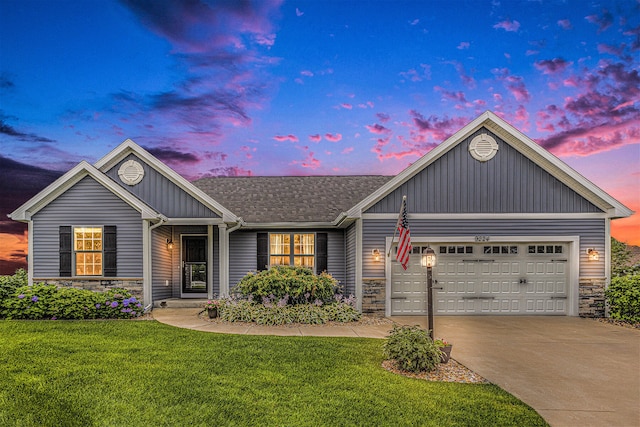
[362,212,610,220]
[384,234,581,317]
[240,221,339,229]
[94,139,239,223]
[9,161,161,221]
[346,111,632,219]
[164,218,226,226]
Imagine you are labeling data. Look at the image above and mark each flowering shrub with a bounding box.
[383,325,442,373]
[1,285,143,320]
[234,266,339,305]
[215,294,360,325]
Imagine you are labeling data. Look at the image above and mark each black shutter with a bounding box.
[59,226,72,277]
[103,226,117,277]
[257,232,269,271]
[316,232,328,274]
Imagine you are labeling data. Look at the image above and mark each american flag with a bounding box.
[396,196,412,270]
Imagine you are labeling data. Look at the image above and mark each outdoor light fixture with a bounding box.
[372,248,381,262]
[421,246,437,339]
[167,239,174,251]
[587,248,599,261]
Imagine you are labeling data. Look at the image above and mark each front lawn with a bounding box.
[0,321,547,426]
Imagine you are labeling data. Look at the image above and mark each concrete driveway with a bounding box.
[392,316,640,427]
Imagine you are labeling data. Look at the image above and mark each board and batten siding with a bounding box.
[361,218,606,279]
[31,176,143,277]
[367,128,603,215]
[228,230,347,292]
[105,154,220,219]
[345,223,357,296]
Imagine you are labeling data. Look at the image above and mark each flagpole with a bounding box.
[387,195,406,258]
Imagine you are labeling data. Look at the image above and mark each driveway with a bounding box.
[392,316,640,427]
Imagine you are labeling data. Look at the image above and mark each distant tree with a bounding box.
[611,238,634,277]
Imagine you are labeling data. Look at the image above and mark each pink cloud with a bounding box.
[325,133,342,142]
[294,78,304,85]
[291,146,321,169]
[434,86,468,103]
[301,70,314,77]
[492,68,531,102]
[493,19,520,32]
[341,103,353,110]
[557,19,573,30]
[365,123,391,134]
[457,42,470,50]
[309,134,322,143]
[534,58,572,75]
[295,8,304,17]
[539,120,640,157]
[341,147,354,154]
[585,9,614,33]
[273,134,299,142]
[445,61,476,88]
[597,43,625,57]
[376,112,390,123]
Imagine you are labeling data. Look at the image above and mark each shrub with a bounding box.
[0,269,28,302]
[606,275,640,323]
[234,266,338,305]
[383,325,442,373]
[1,285,143,320]
[215,295,360,325]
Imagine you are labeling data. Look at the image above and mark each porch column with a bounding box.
[142,220,152,308]
[208,225,214,299]
[355,219,363,312]
[218,223,229,296]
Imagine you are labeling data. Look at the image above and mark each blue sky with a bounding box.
[1,0,639,253]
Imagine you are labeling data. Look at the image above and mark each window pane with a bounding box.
[270,256,289,266]
[294,256,314,268]
[270,234,290,255]
[294,234,314,255]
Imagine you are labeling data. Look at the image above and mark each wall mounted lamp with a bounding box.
[586,248,599,261]
[372,248,381,262]
[167,239,174,251]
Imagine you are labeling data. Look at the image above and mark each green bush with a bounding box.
[234,266,339,304]
[1,285,143,320]
[606,275,640,323]
[383,325,442,373]
[0,269,28,301]
[216,297,360,325]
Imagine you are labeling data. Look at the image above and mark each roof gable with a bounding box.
[94,139,238,222]
[9,161,161,221]
[348,111,633,219]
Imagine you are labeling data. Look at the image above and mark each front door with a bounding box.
[182,236,207,295]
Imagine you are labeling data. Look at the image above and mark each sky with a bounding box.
[0,0,639,274]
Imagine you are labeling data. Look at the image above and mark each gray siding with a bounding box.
[326,230,346,288]
[228,230,347,292]
[106,154,220,219]
[367,128,602,214]
[229,230,257,290]
[32,176,143,277]
[362,218,606,278]
[345,223,357,295]
[152,226,173,300]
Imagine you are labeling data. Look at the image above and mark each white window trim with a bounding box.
[268,232,316,270]
[73,225,104,277]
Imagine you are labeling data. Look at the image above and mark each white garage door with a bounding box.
[390,243,568,315]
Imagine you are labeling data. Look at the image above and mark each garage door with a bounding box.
[390,243,568,315]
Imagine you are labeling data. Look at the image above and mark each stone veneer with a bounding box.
[579,277,607,318]
[37,278,144,301]
[362,278,386,316]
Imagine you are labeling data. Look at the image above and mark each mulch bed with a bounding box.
[595,317,640,329]
[382,359,489,383]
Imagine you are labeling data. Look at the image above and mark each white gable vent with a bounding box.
[118,160,145,185]
[469,133,498,162]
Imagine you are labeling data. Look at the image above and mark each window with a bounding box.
[74,227,103,275]
[270,233,315,268]
[439,246,473,254]
[483,245,518,254]
[528,245,563,254]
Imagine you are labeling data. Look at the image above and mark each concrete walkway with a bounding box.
[152,308,640,427]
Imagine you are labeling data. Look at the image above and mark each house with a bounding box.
[9,111,633,317]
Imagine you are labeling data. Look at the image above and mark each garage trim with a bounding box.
[385,235,580,317]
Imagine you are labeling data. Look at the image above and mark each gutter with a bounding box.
[227,217,245,233]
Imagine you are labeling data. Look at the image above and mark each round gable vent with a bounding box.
[118,160,145,186]
[469,133,498,162]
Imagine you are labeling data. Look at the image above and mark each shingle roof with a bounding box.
[192,175,393,223]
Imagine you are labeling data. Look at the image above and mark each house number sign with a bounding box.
[474,235,490,242]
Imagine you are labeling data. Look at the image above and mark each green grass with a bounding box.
[0,320,547,426]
